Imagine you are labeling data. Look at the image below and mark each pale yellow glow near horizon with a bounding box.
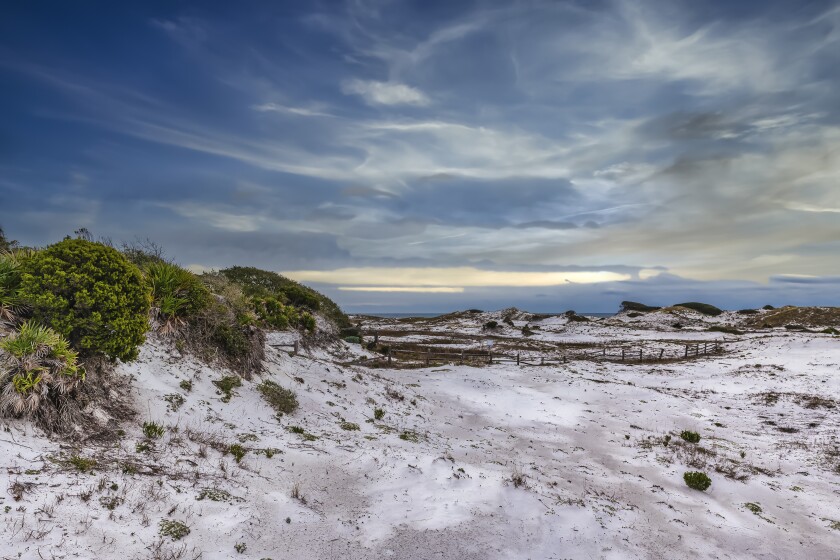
[283,267,631,287]
[338,286,465,293]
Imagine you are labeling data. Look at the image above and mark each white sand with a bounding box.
[2,312,839,559]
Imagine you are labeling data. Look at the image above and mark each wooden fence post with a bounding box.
[517,353,520,365]
[293,340,299,356]
[541,356,544,366]
[374,331,379,345]
[387,348,392,365]
[621,348,625,361]
[659,348,664,360]
[489,350,493,364]
[684,345,689,358]
[639,349,643,361]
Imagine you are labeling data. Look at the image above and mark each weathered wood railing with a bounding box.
[353,339,730,368]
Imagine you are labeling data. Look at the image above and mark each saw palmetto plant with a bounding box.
[145,262,210,336]
[0,321,84,416]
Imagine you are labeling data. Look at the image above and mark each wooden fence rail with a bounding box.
[355,340,728,368]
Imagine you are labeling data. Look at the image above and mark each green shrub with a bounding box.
[211,322,250,357]
[219,266,349,328]
[620,301,661,313]
[484,320,498,330]
[145,262,210,335]
[68,454,97,473]
[821,327,840,335]
[199,272,256,325]
[228,443,246,463]
[18,239,150,361]
[680,430,701,443]
[213,375,242,403]
[0,227,15,252]
[159,519,190,541]
[683,471,711,491]
[0,321,84,416]
[762,305,775,310]
[343,336,361,344]
[299,312,316,332]
[258,380,298,415]
[340,421,360,431]
[0,249,33,323]
[674,302,723,316]
[736,309,759,315]
[399,430,420,443]
[252,296,298,330]
[374,407,385,420]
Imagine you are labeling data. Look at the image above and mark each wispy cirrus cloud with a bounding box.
[341,79,429,106]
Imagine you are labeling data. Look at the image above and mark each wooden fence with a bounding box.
[269,340,300,355]
[353,339,729,368]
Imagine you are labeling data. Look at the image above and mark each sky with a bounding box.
[1,0,839,313]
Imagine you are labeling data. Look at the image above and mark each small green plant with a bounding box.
[159,519,190,541]
[257,380,298,415]
[374,408,385,420]
[343,336,361,344]
[228,443,246,463]
[399,430,420,443]
[680,430,701,444]
[213,375,242,403]
[99,496,123,510]
[234,542,247,554]
[683,471,711,491]
[821,327,840,335]
[135,441,151,453]
[68,454,96,473]
[744,502,762,514]
[340,422,360,431]
[197,488,243,502]
[179,379,193,392]
[287,425,305,434]
[143,421,165,439]
[164,393,185,412]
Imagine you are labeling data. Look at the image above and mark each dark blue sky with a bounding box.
[2,0,839,312]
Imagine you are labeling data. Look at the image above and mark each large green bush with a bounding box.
[18,239,151,361]
[674,302,723,316]
[219,266,349,328]
[145,262,210,335]
[0,249,32,323]
[620,301,661,313]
